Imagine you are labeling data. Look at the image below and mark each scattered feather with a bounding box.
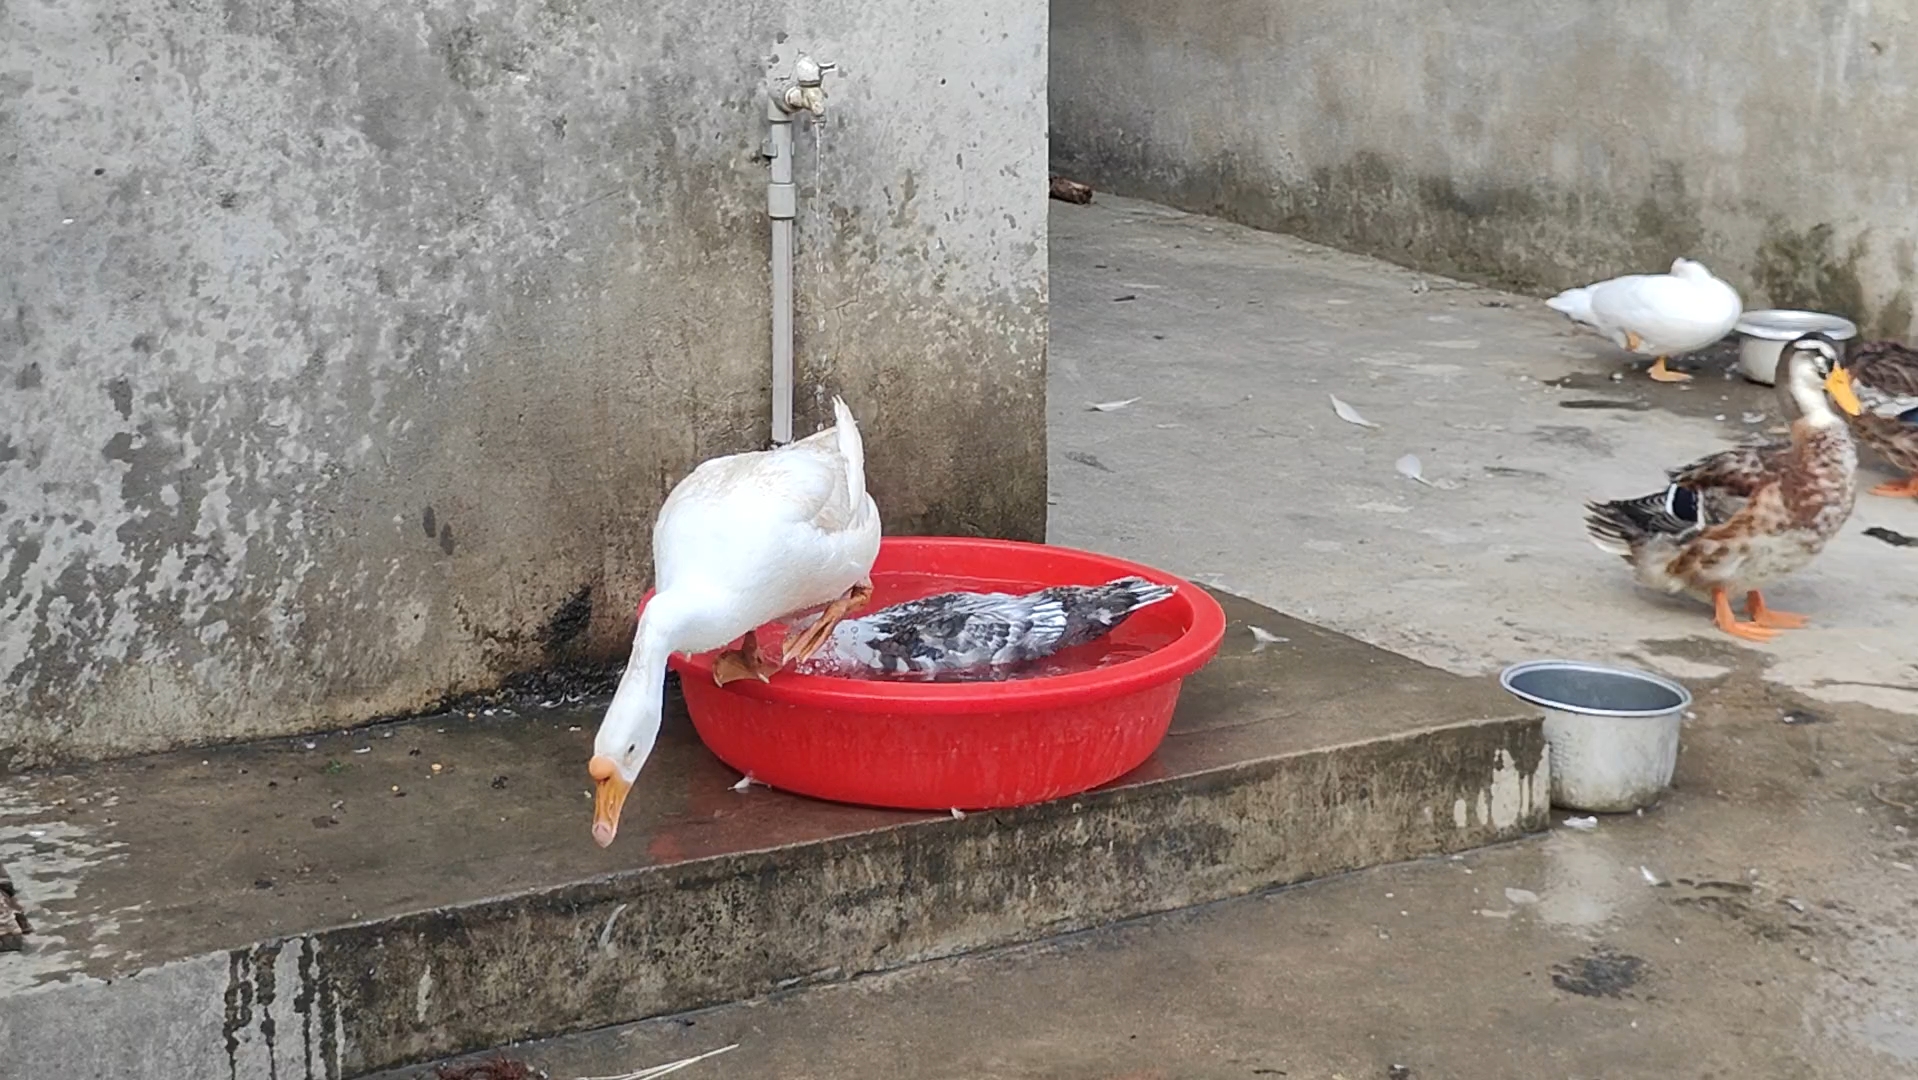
[1248,626,1289,653]
[1395,452,1463,490]
[353,746,371,755]
[1640,865,1667,887]
[730,775,759,793]
[1329,394,1380,428]
[1561,815,1598,831]
[1503,887,1540,906]
[949,808,966,819]
[1087,397,1141,412]
[573,1043,739,1080]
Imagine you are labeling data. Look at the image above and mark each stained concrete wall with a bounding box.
[1052,1,1918,337]
[0,1,1047,766]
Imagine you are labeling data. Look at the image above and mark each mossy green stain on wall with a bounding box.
[1751,222,1870,329]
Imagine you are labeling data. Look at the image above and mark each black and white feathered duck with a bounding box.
[791,576,1176,677]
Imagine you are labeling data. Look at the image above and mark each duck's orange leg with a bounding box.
[1713,587,1777,642]
[1868,474,1918,498]
[713,631,780,686]
[1746,590,1808,630]
[782,581,875,665]
[1647,355,1692,383]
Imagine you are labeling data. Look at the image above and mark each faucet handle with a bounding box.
[793,55,836,86]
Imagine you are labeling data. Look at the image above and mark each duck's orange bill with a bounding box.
[1826,367,1863,416]
[588,754,631,848]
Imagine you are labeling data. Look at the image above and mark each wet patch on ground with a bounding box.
[1548,339,1783,434]
[1550,947,1647,998]
[1557,396,1653,412]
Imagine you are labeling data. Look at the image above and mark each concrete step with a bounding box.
[0,590,1547,1079]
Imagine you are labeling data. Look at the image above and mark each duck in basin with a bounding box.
[792,576,1176,678]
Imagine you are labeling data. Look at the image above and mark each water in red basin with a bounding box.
[661,536,1226,811]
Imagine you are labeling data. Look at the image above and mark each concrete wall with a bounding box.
[1052,0,1918,337]
[0,1,1047,766]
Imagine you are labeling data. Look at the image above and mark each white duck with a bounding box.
[1546,258,1743,383]
[587,396,881,847]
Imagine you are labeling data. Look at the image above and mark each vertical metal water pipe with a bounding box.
[766,55,834,445]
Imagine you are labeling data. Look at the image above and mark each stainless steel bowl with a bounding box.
[1500,660,1690,718]
[1499,660,1692,812]
[1734,309,1858,385]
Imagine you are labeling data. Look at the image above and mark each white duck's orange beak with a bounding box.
[588,754,632,848]
[1825,366,1863,416]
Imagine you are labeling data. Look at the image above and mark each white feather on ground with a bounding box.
[573,1043,738,1080]
[1330,394,1380,428]
[1248,625,1289,652]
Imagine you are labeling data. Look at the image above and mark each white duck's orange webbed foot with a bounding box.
[1868,474,1918,498]
[1647,355,1692,383]
[1746,590,1808,630]
[713,632,780,685]
[1713,587,1777,642]
[781,581,875,665]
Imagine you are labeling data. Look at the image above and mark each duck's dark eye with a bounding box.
[626,743,637,757]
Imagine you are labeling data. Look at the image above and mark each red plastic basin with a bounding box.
[660,536,1226,811]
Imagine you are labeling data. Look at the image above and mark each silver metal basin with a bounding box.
[1499,660,1691,813]
[1733,309,1858,385]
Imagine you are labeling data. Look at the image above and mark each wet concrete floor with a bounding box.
[382,670,1918,1080]
[1,587,1548,1079]
[0,591,1519,992]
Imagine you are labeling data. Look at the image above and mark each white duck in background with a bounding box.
[588,396,881,847]
[1546,258,1743,383]
[792,576,1176,678]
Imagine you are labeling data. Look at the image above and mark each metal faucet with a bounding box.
[773,54,836,117]
[764,51,838,444]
